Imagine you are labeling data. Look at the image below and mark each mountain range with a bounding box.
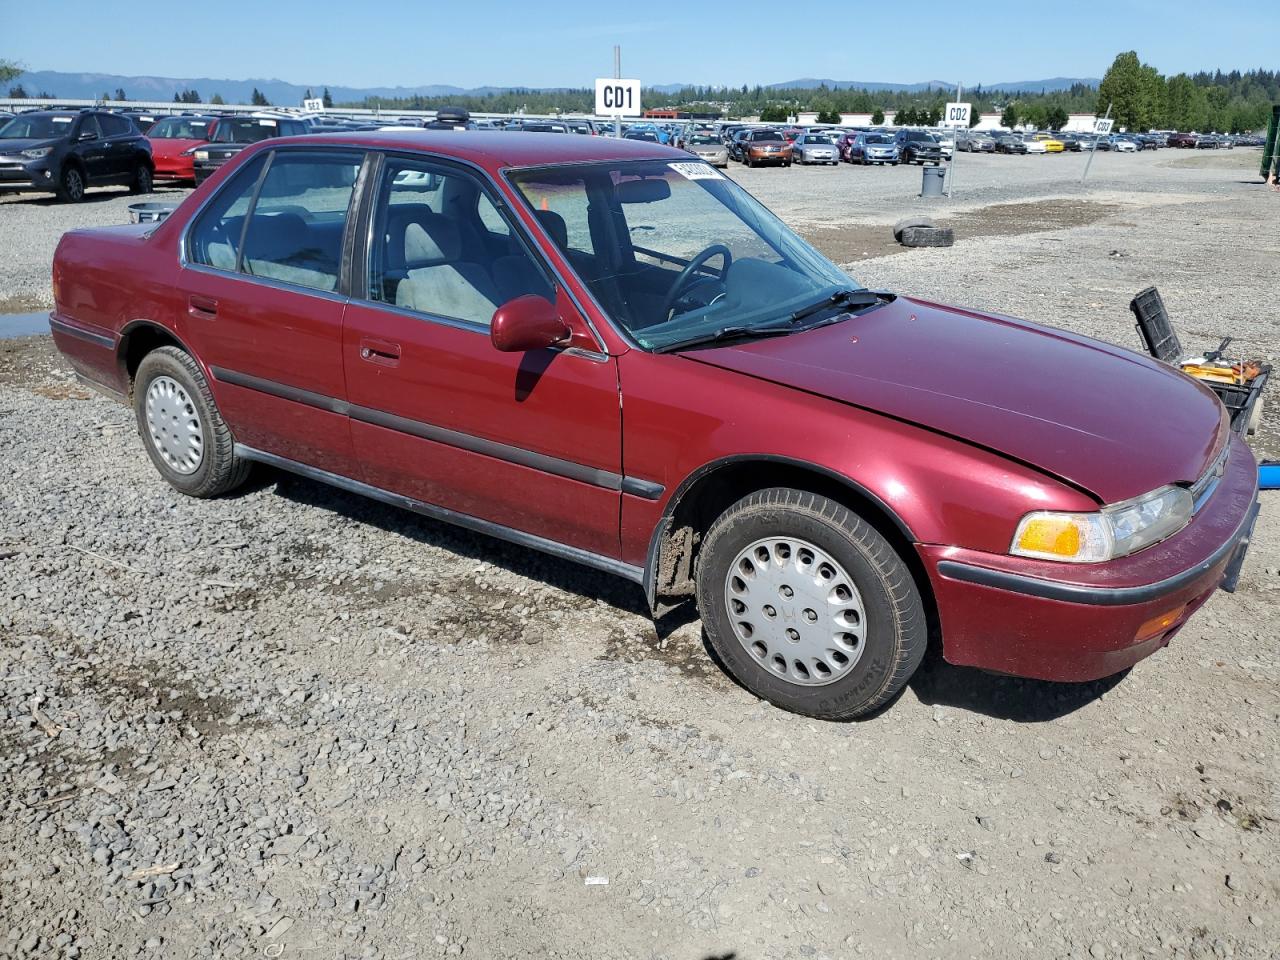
[4,69,1099,105]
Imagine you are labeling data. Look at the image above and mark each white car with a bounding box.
[1113,138,1138,153]
[1023,138,1047,154]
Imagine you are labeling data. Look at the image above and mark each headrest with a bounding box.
[535,209,568,249]
[243,212,309,262]
[405,215,461,264]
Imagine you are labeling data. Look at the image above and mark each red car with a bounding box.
[146,115,217,183]
[48,132,1260,720]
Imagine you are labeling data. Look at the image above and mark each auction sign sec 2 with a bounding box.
[595,78,642,116]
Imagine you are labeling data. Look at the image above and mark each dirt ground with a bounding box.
[1,147,1277,960]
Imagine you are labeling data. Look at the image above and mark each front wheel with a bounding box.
[696,488,927,720]
[133,346,250,498]
[56,165,85,202]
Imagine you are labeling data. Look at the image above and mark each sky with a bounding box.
[5,0,1277,90]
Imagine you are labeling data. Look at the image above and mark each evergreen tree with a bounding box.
[251,87,270,107]
[870,108,884,125]
[322,87,333,109]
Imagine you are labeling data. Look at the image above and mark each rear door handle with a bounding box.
[188,295,218,319]
[359,337,401,366]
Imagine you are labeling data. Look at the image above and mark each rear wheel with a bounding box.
[696,488,927,720]
[133,346,250,498]
[130,164,153,195]
[56,165,85,203]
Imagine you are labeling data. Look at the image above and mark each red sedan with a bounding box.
[146,115,216,183]
[48,132,1259,719]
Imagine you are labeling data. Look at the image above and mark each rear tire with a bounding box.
[696,488,927,720]
[133,346,250,498]
[130,164,154,195]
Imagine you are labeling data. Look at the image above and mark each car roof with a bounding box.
[267,130,685,170]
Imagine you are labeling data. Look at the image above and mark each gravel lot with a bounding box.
[2,147,1278,960]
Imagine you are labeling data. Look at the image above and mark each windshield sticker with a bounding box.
[259,119,277,126]
[52,117,72,123]
[668,161,724,181]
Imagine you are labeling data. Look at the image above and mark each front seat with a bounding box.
[395,213,501,324]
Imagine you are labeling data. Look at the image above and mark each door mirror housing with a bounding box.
[490,295,570,352]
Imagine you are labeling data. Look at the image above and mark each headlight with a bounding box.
[21,147,52,160]
[1011,485,1193,563]
[194,150,209,161]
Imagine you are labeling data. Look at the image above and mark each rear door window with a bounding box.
[186,150,362,293]
[98,114,131,138]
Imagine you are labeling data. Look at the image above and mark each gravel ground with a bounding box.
[2,147,1278,960]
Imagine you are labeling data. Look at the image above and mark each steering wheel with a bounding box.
[658,244,733,322]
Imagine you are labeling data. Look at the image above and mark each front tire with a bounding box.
[696,488,927,720]
[133,346,250,498]
[56,165,85,203]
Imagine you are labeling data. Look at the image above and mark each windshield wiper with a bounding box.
[788,288,883,325]
[655,323,798,353]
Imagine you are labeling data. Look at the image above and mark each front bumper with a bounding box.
[154,155,196,180]
[920,433,1260,682]
[0,157,55,189]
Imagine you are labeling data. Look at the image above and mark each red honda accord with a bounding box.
[48,132,1260,719]
[146,115,216,183]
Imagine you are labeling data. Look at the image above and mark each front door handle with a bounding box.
[188,295,218,319]
[359,337,401,366]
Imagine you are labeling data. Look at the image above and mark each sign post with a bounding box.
[1081,103,1113,184]
[597,46,642,137]
[942,86,970,196]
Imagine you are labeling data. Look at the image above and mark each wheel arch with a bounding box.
[117,319,199,396]
[643,456,931,617]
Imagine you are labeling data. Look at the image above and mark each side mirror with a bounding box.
[490,295,570,353]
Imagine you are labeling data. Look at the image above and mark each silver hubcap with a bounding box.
[145,376,203,474]
[725,536,866,686]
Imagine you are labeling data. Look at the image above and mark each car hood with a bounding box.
[0,138,57,154]
[150,137,206,158]
[678,296,1223,504]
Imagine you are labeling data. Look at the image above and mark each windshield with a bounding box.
[689,135,719,144]
[509,159,857,351]
[0,114,76,139]
[751,130,783,141]
[801,135,832,143]
[212,118,281,143]
[148,117,212,139]
[865,134,892,144]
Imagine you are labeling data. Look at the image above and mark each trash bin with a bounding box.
[127,201,179,224]
[921,165,946,198]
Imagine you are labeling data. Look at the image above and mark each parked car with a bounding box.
[846,132,899,165]
[684,133,729,167]
[122,111,161,134]
[0,109,153,202]
[1168,132,1198,148]
[147,114,216,184]
[957,131,995,152]
[525,122,570,134]
[1022,136,1048,154]
[736,129,793,167]
[191,115,308,185]
[792,133,838,165]
[1032,134,1065,153]
[932,130,955,158]
[993,134,1028,154]
[894,129,943,164]
[623,129,661,143]
[48,131,1259,720]
[1111,136,1138,153]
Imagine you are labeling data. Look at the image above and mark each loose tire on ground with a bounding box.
[133,346,250,498]
[893,216,937,241]
[899,226,955,248]
[696,487,928,720]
